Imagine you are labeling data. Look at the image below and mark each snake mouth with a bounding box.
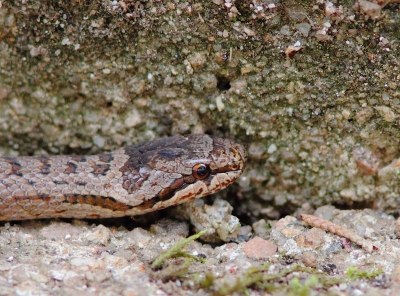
[134,169,243,212]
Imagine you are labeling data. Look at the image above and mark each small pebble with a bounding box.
[242,236,277,259]
[295,228,325,249]
[301,251,317,268]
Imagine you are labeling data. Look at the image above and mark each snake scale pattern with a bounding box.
[0,134,247,221]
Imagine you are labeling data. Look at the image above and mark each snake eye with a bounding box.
[192,164,211,180]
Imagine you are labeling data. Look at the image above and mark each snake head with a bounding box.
[121,134,247,212]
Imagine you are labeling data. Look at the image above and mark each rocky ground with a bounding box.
[1,201,400,295]
[1,0,400,295]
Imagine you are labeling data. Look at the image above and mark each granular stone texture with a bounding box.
[0,204,399,295]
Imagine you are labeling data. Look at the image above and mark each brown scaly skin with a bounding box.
[0,134,247,220]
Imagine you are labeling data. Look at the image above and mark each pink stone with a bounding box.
[242,236,277,259]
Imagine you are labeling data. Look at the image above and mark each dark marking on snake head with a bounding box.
[76,181,87,186]
[157,178,185,201]
[177,186,196,202]
[157,189,174,200]
[134,178,144,189]
[161,149,183,158]
[138,136,184,153]
[197,187,204,195]
[134,198,156,210]
[184,175,196,184]
[199,175,214,187]
[177,194,191,202]
[139,165,152,178]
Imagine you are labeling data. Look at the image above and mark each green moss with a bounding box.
[202,265,343,296]
[288,275,322,296]
[346,267,383,280]
[200,273,216,290]
[149,230,208,281]
[150,258,192,281]
[151,230,207,269]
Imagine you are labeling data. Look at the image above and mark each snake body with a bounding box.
[0,134,247,221]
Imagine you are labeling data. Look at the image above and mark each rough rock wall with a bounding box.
[0,0,399,219]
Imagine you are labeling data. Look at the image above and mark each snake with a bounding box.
[0,134,247,221]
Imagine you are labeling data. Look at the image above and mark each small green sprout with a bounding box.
[151,230,207,269]
[346,267,383,280]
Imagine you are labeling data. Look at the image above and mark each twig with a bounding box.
[299,214,375,253]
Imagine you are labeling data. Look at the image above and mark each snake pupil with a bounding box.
[197,166,207,176]
[193,164,210,180]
